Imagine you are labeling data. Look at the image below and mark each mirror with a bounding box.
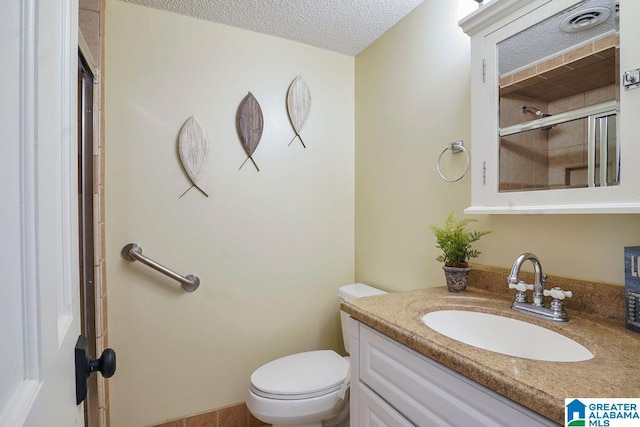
[497,0,619,193]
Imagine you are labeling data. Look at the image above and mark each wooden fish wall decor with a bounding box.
[286,76,311,148]
[178,115,209,198]
[236,92,263,171]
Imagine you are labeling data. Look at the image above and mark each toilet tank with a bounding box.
[338,283,386,354]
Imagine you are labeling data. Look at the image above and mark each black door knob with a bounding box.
[89,348,116,378]
[75,335,117,404]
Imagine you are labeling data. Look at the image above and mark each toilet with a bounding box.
[246,283,386,427]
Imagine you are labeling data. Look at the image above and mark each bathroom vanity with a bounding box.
[351,321,555,426]
[342,285,640,425]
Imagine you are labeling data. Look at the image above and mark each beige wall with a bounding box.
[105,2,354,426]
[105,0,640,424]
[355,0,640,291]
[355,0,473,291]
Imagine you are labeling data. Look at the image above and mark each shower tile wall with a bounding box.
[499,95,550,191]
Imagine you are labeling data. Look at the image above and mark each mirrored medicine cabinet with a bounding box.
[459,0,640,213]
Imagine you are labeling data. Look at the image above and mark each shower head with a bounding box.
[522,106,544,116]
[521,105,554,130]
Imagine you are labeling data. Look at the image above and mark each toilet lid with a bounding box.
[250,350,349,400]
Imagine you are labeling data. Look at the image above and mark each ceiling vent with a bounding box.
[560,7,611,32]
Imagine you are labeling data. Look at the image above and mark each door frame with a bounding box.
[78,37,99,426]
[78,24,111,426]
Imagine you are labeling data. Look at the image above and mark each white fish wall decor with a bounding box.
[178,115,209,198]
[286,76,311,148]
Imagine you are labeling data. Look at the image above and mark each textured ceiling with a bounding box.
[499,0,618,74]
[117,0,425,56]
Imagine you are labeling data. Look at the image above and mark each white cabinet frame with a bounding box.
[460,0,640,214]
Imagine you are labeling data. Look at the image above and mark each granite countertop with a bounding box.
[341,286,640,424]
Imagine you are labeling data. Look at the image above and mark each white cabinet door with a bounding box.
[358,384,413,427]
[358,324,558,426]
[0,0,83,425]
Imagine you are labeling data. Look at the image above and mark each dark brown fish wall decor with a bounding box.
[236,92,264,171]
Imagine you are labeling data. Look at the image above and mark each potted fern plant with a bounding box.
[430,211,491,292]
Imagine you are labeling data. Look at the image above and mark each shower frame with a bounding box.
[499,99,619,188]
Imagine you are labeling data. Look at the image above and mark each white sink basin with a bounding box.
[421,310,593,362]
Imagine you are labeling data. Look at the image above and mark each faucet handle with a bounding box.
[509,281,533,292]
[543,287,573,300]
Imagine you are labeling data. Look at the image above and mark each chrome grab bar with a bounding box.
[121,243,200,292]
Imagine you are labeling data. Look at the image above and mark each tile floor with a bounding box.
[151,403,269,427]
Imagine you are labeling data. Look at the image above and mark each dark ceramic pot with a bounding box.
[442,266,471,292]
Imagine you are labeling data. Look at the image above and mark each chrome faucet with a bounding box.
[507,253,545,306]
[507,253,572,322]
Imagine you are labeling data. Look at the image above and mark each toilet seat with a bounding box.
[250,350,349,400]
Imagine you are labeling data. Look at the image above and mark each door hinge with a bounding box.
[482,161,487,185]
[482,59,486,83]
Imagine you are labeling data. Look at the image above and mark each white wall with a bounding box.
[355,0,640,291]
[105,2,354,425]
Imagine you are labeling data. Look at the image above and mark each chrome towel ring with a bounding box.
[437,140,470,182]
